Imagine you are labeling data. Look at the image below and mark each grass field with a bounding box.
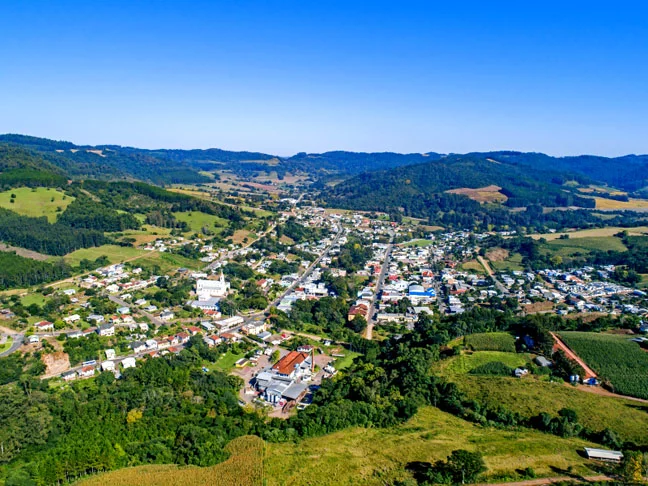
[265,406,597,485]
[119,226,173,246]
[546,236,627,253]
[78,435,264,486]
[62,245,146,266]
[20,293,47,307]
[530,226,648,241]
[460,260,486,274]
[448,374,648,446]
[401,239,435,247]
[593,196,648,210]
[0,187,74,222]
[490,253,524,272]
[559,332,648,400]
[172,211,229,233]
[464,332,516,352]
[330,350,361,370]
[132,252,203,273]
[437,351,530,375]
[214,351,247,372]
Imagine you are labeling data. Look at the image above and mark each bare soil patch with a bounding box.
[446,185,507,203]
[485,248,509,262]
[42,352,71,376]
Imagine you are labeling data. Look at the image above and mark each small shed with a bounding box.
[535,356,552,367]
[584,448,623,463]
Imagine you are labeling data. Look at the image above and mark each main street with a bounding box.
[365,236,394,340]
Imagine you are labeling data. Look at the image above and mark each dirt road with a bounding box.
[550,332,597,379]
[477,475,612,486]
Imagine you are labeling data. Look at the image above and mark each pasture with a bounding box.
[61,245,146,266]
[265,406,596,485]
[530,226,648,241]
[558,332,648,400]
[437,351,529,375]
[546,236,627,253]
[172,211,228,233]
[449,374,648,446]
[0,187,74,222]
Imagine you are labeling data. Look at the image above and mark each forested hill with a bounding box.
[326,155,594,210]
[465,151,648,194]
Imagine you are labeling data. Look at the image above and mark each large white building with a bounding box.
[196,273,230,300]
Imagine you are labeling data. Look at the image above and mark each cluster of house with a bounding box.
[80,264,159,295]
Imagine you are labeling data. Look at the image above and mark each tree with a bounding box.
[445,450,486,484]
[619,451,644,483]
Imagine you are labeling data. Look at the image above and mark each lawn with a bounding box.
[330,350,361,370]
[558,331,648,400]
[214,351,247,372]
[62,245,146,266]
[401,239,435,247]
[172,211,229,233]
[0,187,74,222]
[20,293,47,307]
[448,374,648,446]
[265,406,597,485]
[0,336,13,354]
[78,435,264,486]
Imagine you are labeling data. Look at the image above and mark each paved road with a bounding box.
[477,255,510,295]
[365,240,393,340]
[0,333,23,358]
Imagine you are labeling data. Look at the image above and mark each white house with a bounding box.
[121,357,136,369]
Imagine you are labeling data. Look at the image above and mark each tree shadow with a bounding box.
[406,461,432,483]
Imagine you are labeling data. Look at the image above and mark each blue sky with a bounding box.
[0,1,646,156]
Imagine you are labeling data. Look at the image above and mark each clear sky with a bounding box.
[0,0,646,156]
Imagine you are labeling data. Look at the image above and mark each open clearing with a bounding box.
[172,211,229,233]
[401,239,435,247]
[448,373,648,446]
[546,236,627,253]
[593,196,648,210]
[61,245,146,266]
[446,185,508,204]
[530,226,648,241]
[78,435,264,486]
[0,187,74,222]
[266,406,596,485]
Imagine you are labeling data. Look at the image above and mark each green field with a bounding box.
[546,236,627,254]
[448,374,648,446]
[559,332,648,399]
[464,332,516,352]
[331,350,361,370]
[490,253,524,272]
[266,406,597,485]
[172,211,228,233]
[438,351,530,375]
[401,239,435,247]
[20,293,47,307]
[214,351,247,372]
[132,252,203,273]
[0,187,74,222]
[62,245,146,266]
[459,260,486,274]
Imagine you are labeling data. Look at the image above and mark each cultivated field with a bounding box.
[265,406,596,485]
[446,185,508,204]
[78,435,264,486]
[530,226,648,241]
[593,196,648,210]
[558,332,648,399]
[0,187,74,222]
[464,332,516,352]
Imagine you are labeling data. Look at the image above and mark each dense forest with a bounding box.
[0,252,73,289]
[0,208,106,256]
[57,197,141,232]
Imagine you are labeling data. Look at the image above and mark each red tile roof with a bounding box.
[272,351,309,375]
